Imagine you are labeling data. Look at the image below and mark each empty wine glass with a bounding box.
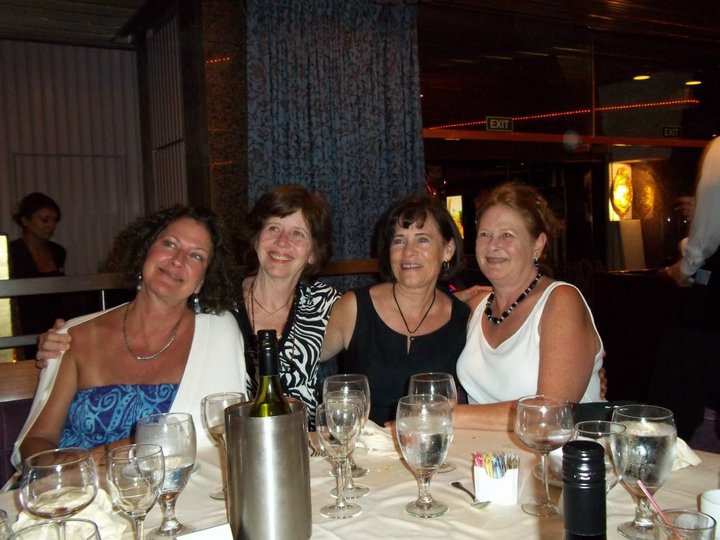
[19,447,98,539]
[316,401,363,519]
[612,404,677,540]
[408,372,458,473]
[135,412,197,538]
[396,394,452,518]
[201,392,246,499]
[9,518,100,539]
[106,444,165,540]
[573,420,626,493]
[323,374,371,478]
[514,394,573,517]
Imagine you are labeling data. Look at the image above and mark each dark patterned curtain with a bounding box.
[246,0,425,274]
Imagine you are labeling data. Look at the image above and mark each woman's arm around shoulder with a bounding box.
[537,283,598,402]
[320,291,357,361]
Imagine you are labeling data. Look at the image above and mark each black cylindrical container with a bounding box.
[562,440,607,540]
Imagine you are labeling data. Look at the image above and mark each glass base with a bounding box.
[209,486,225,500]
[436,461,456,473]
[521,501,559,518]
[320,502,362,519]
[617,520,657,539]
[405,499,448,518]
[331,484,370,499]
[147,523,196,539]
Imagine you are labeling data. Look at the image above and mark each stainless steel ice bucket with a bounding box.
[225,399,311,540]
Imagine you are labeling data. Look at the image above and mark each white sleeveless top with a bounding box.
[456,281,603,405]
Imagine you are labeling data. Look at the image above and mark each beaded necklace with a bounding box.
[484,270,542,325]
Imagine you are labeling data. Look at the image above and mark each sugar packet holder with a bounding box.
[472,451,519,505]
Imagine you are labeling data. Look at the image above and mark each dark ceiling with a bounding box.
[1,0,718,137]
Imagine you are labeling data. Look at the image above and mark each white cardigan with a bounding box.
[11,305,246,469]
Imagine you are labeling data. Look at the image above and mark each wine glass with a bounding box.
[201,392,247,499]
[612,404,677,540]
[135,412,197,538]
[323,374,371,478]
[106,443,165,540]
[572,420,626,493]
[396,394,452,518]
[19,447,98,539]
[514,394,573,517]
[408,372,458,473]
[315,401,363,519]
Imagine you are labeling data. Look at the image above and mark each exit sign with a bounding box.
[486,116,514,132]
[663,126,681,137]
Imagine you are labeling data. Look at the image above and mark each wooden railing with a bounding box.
[0,260,380,350]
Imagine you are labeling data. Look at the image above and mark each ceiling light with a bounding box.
[685,80,702,86]
[633,74,651,81]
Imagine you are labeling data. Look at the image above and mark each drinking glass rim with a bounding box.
[409,371,454,381]
[23,447,93,469]
[398,393,449,406]
[137,412,193,425]
[574,420,627,435]
[516,394,570,408]
[201,392,247,403]
[653,508,717,531]
[612,404,674,421]
[108,443,164,460]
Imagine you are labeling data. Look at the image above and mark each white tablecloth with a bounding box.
[1,428,718,539]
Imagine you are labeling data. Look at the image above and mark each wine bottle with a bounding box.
[249,329,291,417]
[563,440,607,540]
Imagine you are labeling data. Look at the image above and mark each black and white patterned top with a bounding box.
[234,280,341,428]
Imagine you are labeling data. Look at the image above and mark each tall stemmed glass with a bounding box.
[136,412,197,538]
[106,444,165,540]
[408,372,458,473]
[572,420,626,493]
[316,401,363,519]
[396,394,453,518]
[514,394,574,517]
[323,374,371,478]
[19,448,98,540]
[612,404,677,540]
[201,392,246,499]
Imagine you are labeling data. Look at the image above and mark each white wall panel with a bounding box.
[0,40,143,276]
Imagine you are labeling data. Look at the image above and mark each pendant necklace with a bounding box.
[249,277,294,319]
[484,270,542,325]
[392,284,437,342]
[123,303,184,361]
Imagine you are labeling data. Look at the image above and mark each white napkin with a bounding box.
[357,420,399,457]
[13,488,127,540]
[673,437,702,471]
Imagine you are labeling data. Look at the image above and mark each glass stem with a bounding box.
[134,517,146,540]
[335,458,348,508]
[540,452,552,506]
[57,520,67,540]
[634,495,655,528]
[157,492,181,534]
[415,470,434,509]
[343,455,357,491]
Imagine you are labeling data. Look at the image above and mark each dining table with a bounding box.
[1,425,718,540]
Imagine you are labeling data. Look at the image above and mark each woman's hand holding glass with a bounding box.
[19,447,98,537]
[135,412,197,538]
[315,400,363,519]
[612,404,677,540]
[201,392,246,500]
[396,394,452,518]
[106,444,165,540]
[514,394,573,518]
[408,372,458,473]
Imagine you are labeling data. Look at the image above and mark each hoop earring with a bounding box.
[192,293,201,314]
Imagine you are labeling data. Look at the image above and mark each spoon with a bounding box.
[451,481,491,508]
